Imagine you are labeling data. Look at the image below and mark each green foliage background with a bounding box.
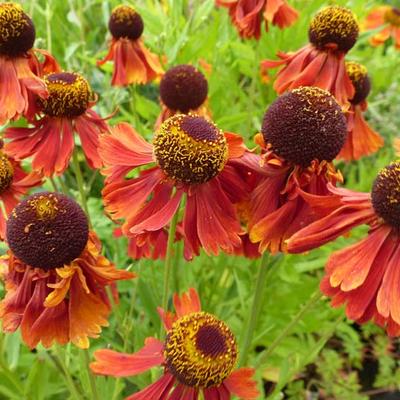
[0,0,400,399]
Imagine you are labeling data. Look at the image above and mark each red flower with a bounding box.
[338,62,383,161]
[0,192,135,348]
[4,72,108,177]
[91,288,259,399]
[0,3,59,125]
[155,64,212,130]
[100,114,251,260]
[216,0,298,40]
[248,87,346,254]
[0,144,42,239]
[364,6,400,50]
[287,162,400,335]
[97,5,163,86]
[260,6,359,109]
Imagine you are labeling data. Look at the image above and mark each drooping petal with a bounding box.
[91,337,164,377]
[126,373,175,400]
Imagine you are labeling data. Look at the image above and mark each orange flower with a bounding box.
[216,0,298,40]
[97,5,163,86]
[4,72,109,177]
[0,3,59,125]
[260,6,359,109]
[287,162,400,336]
[91,288,259,399]
[100,114,252,260]
[155,64,212,130]
[248,87,346,254]
[338,61,383,161]
[0,192,135,349]
[0,142,42,239]
[365,6,400,49]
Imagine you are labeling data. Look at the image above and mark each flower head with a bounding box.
[40,72,91,117]
[0,2,35,56]
[91,288,259,399]
[286,162,400,335]
[97,4,163,86]
[6,192,89,269]
[100,116,251,259]
[260,6,358,108]
[308,6,359,52]
[0,152,14,193]
[154,115,227,185]
[365,6,400,49]
[262,87,347,167]
[0,192,134,348]
[160,65,208,113]
[108,5,144,40]
[248,87,344,253]
[337,62,383,161]
[5,71,108,176]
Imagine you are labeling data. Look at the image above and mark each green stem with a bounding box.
[58,176,71,196]
[49,177,59,192]
[53,347,83,400]
[72,150,91,226]
[240,252,279,366]
[45,0,52,54]
[83,349,99,400]
[160,200,181,337]
[256,290,324,368]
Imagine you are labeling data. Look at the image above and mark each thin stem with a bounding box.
[58,176,71,197]
[83,349,99,400]
[129,85,138,126]
[160,200,181,337]
[256,290,324,368]
[53,347,83,400]
[72,150,91,226]
[49,177,59,192]
[45,0,53,54]
[240,252,279,366]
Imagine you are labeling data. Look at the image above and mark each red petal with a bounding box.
[224,368,259,399]
[173,288,201,318]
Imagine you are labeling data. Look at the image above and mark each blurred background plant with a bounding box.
[0,0,399,399]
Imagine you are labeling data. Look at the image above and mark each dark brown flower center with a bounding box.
[262,86,347,167]
[0,152,13,194]
[40,72,91,117]
[371,162,400,229]
[308,6,359,52]
[6,192,89,270]
[160,65,208,113]
[384,7,400,27]
[153,115,228,185]
[345,61,371,105]
[109,5,143,40]
[164,311,238,388]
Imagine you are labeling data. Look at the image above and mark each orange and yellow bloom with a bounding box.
[248,87,346,254]
[0,192,135,348]
[91,288,259,399]
[100,114,252,260]
[98,5,163,86]
[287,162,400,336]
[261,6,359,109]
[338,61,383,161]
[364,6,400,49]
[216,0,298,40]
[5,72,108,177]
[0,2,59,125]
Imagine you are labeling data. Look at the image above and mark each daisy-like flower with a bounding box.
[248,86,346,254]
[287,162,400,336]
[97,5,163,86]
[0,192,135,349]
[364,6,400,50]
[338,61,383,161]
[0,2,59,125]
[260,6,359,108]
[155,64,211,130]
[216,0,298,40]
[0,141,42,239]
[100,114,251,259]
[4,72,108,177]
[91,288,259,399]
